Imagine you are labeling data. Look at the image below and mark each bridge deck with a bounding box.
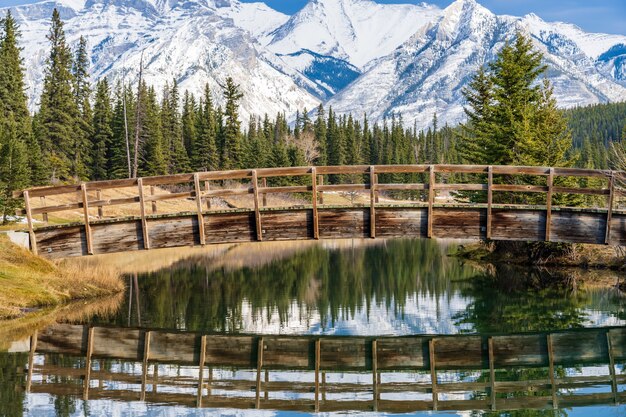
[14,165,626,258]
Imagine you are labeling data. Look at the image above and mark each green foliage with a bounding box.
[37,8,79,182]
[0,114,30,223]
[221,77,243,170]
[91,79,112,180]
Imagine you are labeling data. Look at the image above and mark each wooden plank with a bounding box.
[255,166,311,178]
[318,175,324,205]
[552,186,609,196]
[317,184,368,192]
[81,184,94,255]
[428,165,435,239]
[26,332,38,393]
[150,186,157,214]
[194,173,206,246]
[144,191,194,202]
[256,337,264,409]
[24,191,38,255]
[370,166,376,239]
[606,173,615,245]
[375,185,427,191]
[137,178,150,250]
[491,184,548,193]
[607,331,618,404]
[83,327,95,400]
[546,168,554,242]
[141,331,151,401]
[429,338,438,411]
[141,173,194,186]
[488,337,496,411]
[95,191,103,219]
[547,334,558,409]
[487,166,493,240]
[252,170,263,241]
[434,184,487,191]
[312,167,319,240]
[315,339,321,412]
[197,335,207,408]
[261,178,268,207]
[374,173,379,203]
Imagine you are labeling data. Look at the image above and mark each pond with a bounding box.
[1,238,625,416]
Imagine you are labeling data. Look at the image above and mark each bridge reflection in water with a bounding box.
[26,324,625,413]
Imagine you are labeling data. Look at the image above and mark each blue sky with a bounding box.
[3,0,626,34]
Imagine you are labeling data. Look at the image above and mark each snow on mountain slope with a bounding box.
[327,0,626,128]
[265,0,442,70]
[5,0,626,129]
[6,0,318,122]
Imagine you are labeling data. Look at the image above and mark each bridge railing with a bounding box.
[13,165,624,255]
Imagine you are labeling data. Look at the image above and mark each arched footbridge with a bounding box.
[14,164,626,259]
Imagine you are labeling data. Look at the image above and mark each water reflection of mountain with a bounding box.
[87,239,625,335]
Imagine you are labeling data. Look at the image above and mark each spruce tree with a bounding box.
[140,85,167,176]
[221,77,243,170]
[72,36,92,179]
[161,80,190,173]
[181,90,196,159]
[193,84,218,171]
[108,82,134,179]
[91,79,113,180]
[0,114,29,223]
[0,11,44,185]
[38,9,78,182]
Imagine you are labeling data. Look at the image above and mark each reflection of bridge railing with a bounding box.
[27,324,626,413]
[13,165,626,258]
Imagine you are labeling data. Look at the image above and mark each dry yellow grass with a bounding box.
[0,235,124,319]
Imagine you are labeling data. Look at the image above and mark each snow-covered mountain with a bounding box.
[327,0,626,127]
[4,0,626,127]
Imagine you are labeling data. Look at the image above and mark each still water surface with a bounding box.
[1,239,625,416]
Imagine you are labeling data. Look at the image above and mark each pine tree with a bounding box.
[314,105,327,165]
[139,85,167,176]
[91,79,113,180]
[193,84,218,171]
[38,9,78,182]
[221,77,243,170]
[161,80,190,173]
[0,114,29,223]
[72,36,92,180]
[108,81,134,179]
[181,90,196,159]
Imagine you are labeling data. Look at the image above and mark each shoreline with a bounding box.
[0,234,125,320]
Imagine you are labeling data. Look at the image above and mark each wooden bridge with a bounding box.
[26,324,626,412]
[14,164,626,259]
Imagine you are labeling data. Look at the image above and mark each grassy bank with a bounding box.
[453,240,626,270]
[0,235,124,319]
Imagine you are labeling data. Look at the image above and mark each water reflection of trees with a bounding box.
[454,266,591,334]
[98,239,477,332]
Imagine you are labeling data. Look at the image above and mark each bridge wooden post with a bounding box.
[252,170,263,241]
[96,190,104,219]
[427,165,435,238]
[40,196,49,223]
[26,332,38,393]
[372,339,379,411]
[606,172,615,245]
[429,338,438,410]
[261,177,268,207]
[370,166,376,239]
[546,168,554,242]
[80,183,94,255]
[488,337,497,411]
[150,186,157,214]
[255,337,264,409]
[312,167,319,239]
[194,173,206,246]
[204,181,211,210]
[197,335,207,407]
[315,339,321,412]
[83,327,95,400]
[487,166,493,240]
[318,175,324,205]
[137,178,151,250]
[606,330,618,404]
[547,334,558,409]
[141,331,151,401]
[23,190,38,255]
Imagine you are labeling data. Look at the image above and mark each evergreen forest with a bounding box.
[1,9,625,220]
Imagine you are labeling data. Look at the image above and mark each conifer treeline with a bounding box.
[0,10,625,222]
